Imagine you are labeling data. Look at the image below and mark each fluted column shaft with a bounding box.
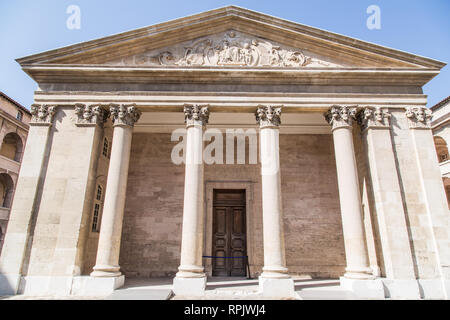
[91,104,141,277]
[325,106,373,279]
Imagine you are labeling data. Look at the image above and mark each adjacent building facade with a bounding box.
[0,92,31,255]
[432,96,450,208]
[0,7,449,299]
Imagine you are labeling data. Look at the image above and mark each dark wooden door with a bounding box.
[212,190,247,277]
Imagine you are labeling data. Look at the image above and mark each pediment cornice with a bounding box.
[20,64,440,87]
[16,6,446,71]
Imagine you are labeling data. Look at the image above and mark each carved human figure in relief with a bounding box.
[269,47,282,66]
[240,43,251,65]
[119,30,340,68]
[218,40,242,65]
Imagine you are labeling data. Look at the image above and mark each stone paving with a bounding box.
[0,277,364,300]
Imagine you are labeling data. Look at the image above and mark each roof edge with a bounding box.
[0,91,32,115]
[431,95,450,110]
[15,6,447,70]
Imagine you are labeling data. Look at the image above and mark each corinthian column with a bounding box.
[91,104,141,278]
[324,106,373,280]
[256,105,295,298]
[173,104,209,296]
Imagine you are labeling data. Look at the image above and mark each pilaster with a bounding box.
[0,104,56,295]
[406,106,450,299]
[357,106,420,299]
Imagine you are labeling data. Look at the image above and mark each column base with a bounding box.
[344,267,375,280]
[0,273,21,295]
[261,266,290,279]
[340,277,385,299]
[173,275,207,296]
[90,264,122,278]
[258,276,296,298]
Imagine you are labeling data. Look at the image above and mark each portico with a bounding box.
[0,6,449,299]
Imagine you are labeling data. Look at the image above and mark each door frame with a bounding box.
[204,181,254,277]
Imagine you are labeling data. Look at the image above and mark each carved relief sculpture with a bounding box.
[107,30,341,68]
[357,107,391,130]
[256,105,282,128]
[74,104,108,126]
[324,105,357,130]
[30,104,56,125]
[405,106,432,129]
[184,104,209,127]
[110,104,141,127]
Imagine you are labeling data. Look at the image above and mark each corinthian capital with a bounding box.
[405,106,432,129]
[30,104,56,126]
[256,105,282,128]
[110,104,141,127]
[357,107,391,131]
[74,104,108,127]
[324,105,357,130]
[184,104,209,128]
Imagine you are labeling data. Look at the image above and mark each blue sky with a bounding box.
[0,0,449,109]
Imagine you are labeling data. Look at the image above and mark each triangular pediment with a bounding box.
[16,6,445,87]
[103,30,344,68]
[17,6,445,70]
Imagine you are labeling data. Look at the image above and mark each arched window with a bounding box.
[102,138,109,158]
[0,173,14,208]
[434,136,449,163]
[91,185,103,232]
[16,111,23,121]
[0,132,23,162]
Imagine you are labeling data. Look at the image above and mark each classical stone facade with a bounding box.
[0,6,449,299]
[0,92,31,255]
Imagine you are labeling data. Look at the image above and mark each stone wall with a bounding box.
[119,132,346,278]
[119,133,185,277]
[280,134,346,277]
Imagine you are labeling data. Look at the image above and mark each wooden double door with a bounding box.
[212,189,247,277]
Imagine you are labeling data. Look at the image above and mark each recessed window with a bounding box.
[92,185,103,233]
[16,111,23,121]
[92,204,100,232]
[96,185,102,201]
[102,138,109,158]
